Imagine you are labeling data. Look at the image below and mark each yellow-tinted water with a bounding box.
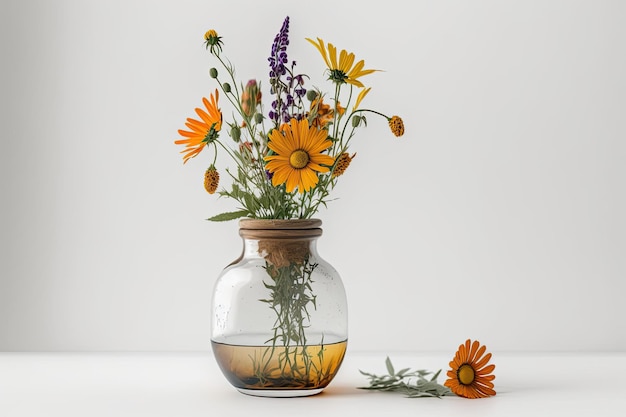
[211,340,347,391]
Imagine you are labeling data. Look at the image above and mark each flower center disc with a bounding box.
[290,150,310,169]
[458,364,475,385]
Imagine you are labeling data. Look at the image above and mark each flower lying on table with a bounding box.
[359,339,496,399]
[175,15,404,221]
[445,339,496,398]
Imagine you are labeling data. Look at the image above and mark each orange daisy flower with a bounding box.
[444,339,496,399]
[264,118,335,193]
[175,89,222,163]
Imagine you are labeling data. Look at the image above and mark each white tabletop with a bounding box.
[1,351,624,416]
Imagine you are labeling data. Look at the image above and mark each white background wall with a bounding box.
[1,0,624,353]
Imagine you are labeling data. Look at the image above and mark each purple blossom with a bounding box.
[268,16,307,125]
[268,17,290,80]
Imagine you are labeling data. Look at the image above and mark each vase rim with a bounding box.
[239,218,322,230]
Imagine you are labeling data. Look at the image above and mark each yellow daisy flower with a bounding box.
[444,339,496,399]
[306,37,378,88]
[265,118,335,193]
[175,89,222,164]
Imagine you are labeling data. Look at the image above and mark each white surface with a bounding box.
[1,0,625,352]
[1,351,624,416]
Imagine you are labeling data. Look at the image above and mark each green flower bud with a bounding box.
[352,115,362,128]
[230,124,241,142]
[306,90,319,102]
[254,113,264,124]
[223,82,231,93]
[209,68,218,78]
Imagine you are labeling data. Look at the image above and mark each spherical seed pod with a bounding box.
[306,90,319,102]
[230,125,241,142]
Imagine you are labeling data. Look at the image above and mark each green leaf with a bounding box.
[385,357,395,376]
[430,369,442,381]
[359,357,453,398]
[206,210,249,222]
[396,367,411,377]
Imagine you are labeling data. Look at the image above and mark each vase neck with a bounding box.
[239,219,323,240]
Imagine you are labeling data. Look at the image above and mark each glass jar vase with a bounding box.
[210,219,348,397]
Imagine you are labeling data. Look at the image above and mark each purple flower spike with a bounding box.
[268,17,290,80]
[268,16,307,126]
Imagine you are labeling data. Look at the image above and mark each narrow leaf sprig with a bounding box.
[359,357,453,398]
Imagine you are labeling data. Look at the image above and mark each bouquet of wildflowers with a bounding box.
[175,16,404,220]
[175,17,405,392]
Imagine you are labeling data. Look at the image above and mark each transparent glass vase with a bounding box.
[210,219,348,397]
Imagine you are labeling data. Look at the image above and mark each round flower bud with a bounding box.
[230,125,241,142]
[222,82,231,93]
[254,113,264,124]
[209,68,218,78]
[306,90,319,102]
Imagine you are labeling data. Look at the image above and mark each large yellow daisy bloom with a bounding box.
[444,339,496,399]
[265,118,335,193]
[175,89,222,163]
[306,37,378,88]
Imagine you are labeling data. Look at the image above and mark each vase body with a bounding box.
[210,219,348,397]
